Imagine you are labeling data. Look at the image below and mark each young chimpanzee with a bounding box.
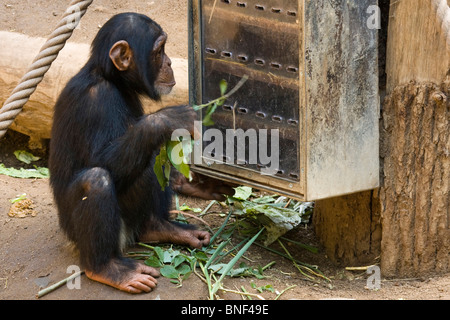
[49,13,232,293]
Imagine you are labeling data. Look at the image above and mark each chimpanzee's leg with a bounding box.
[62,167,159,293]
[118,164,210,249]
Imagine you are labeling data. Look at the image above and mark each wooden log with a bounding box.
[0,31,189,148]
[380,80,449,277]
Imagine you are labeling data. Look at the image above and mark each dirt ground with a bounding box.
[0,0,449,302]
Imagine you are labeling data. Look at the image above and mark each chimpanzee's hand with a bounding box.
[158,105,197,137]
[171,171,235,201]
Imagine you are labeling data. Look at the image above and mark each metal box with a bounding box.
[188,0,379,201]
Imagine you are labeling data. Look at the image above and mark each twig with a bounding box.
[170,210,211,229]
[279,236,319,254]
[277,239,316,281]
[345,265,377,271]
[233,101,237,131]
[277,239,331,282]
[208,0,218,24]
[36,271,84,299]
[275,285,297,300]
[199,200,217,217]
[240,285,252,300]
[220,287,265,300]
[284,199,292,208]
[193,75,249,111]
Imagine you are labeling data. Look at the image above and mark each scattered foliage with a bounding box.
[131,186,328,299]
[0,150,49,179]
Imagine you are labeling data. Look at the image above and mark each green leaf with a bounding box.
[14,150,40,164]
[144,256,162,268]
[252,195,277,204]
[177,264,192,275]
[173,255,186,268]
[153,147,170,190]
[160,265,179,279]
[219,79,228,96]
[166,140,191,180]
[211,228,264,296]
[202,103,218,127]
[232,186,253,201]
[194,251,209,262]
[9,193,27,204]
[0,164,49,179]
[179,204,202,213]
[153,247,165,263]
[163,249,181,264]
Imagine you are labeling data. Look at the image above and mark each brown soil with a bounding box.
[0,0,449,301]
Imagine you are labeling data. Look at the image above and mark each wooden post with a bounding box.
[380,0,449,277]
[313,0,450,277]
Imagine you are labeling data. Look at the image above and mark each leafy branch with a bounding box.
[153,75,249,190]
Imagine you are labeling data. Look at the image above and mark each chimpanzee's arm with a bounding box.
[93,105,195,190]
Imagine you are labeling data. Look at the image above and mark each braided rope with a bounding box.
[0,0,93,139]
[431,0,450,46]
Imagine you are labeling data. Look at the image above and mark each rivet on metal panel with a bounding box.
[221,0,231,4]
[287,66,298,73]
[287,119,299,126]
[236,2,247,8]
[271,8,282,14]
[255,4,265,11]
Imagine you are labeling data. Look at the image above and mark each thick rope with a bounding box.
[0,0,93,139]
[431,0,450,46]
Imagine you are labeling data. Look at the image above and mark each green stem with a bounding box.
[193,75,249,110]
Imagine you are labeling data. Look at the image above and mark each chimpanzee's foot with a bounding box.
[85,259,160,294]
[140,225,210,249]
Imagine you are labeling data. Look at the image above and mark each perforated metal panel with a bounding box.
[189,0,380,201]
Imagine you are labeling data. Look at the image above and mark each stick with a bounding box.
[199,200,217,217]
[208,0,219,24]
[169,210,211,228]
[36,271,84,299]
[220,287,265,300]
[345,265,378,271]
[275,285,297,300]
[193,75,249,111]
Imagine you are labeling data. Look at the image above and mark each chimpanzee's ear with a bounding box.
[109,40,133,71]
[153,32,167,52]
